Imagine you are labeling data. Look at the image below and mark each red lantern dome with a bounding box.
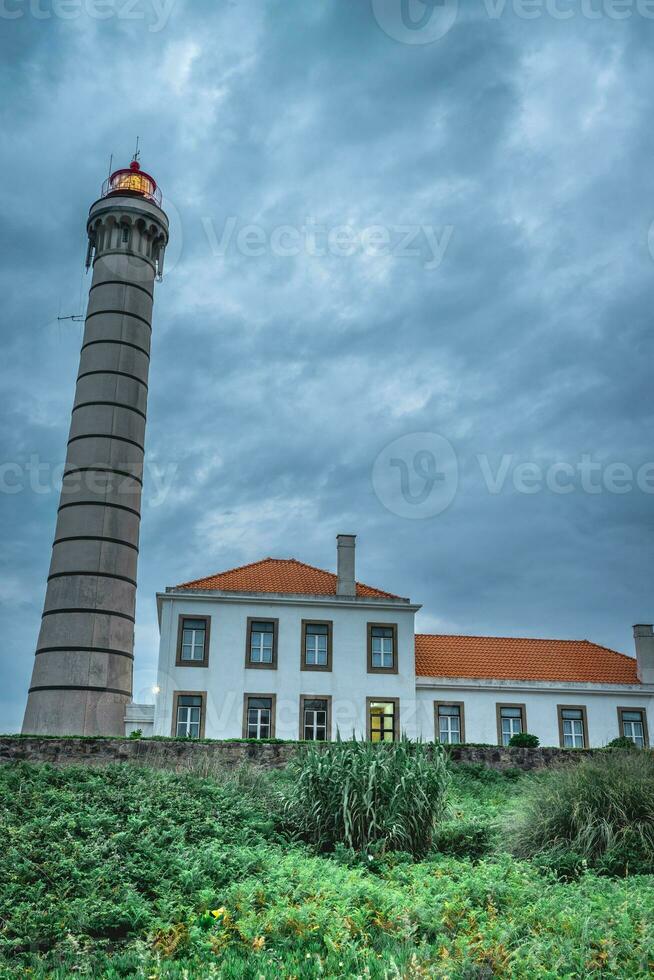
[101,159,162,207]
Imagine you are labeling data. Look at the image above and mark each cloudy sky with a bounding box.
[2,0,653,731]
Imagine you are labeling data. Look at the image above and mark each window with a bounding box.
[367,623,398,673]
[243,695,275,739]
[557,705,587,748]
[300,696,330,740]
[121,225,129,244]
[172,692,204,738]
[436,702,465,744]
[245,618,278,669]
[618,707,648,748]
[367,698,399,742]
[497,704,526,747]
[176,616,210,667]
[301,620,332,671]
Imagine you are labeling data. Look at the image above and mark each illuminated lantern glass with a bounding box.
[101,161,162,206]
[110,171,154,197]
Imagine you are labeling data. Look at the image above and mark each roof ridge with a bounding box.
[418,632,584,644]
[175,556,283,589]
[416,633,632,658]
[174,555,402,599]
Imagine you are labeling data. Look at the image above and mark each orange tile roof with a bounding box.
[175,558,404,600]
[415,633,639,684]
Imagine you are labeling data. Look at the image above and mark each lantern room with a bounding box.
[101,160,162,207]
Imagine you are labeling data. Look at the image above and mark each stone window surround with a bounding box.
[175,615,211,668]
[299,694,333,741]
[171,690,206,738]
[434,700,466,744]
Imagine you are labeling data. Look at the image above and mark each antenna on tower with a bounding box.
[107,153,113,181]
[133,136,140,164]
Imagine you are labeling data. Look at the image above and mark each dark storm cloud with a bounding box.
[1,0,653,728]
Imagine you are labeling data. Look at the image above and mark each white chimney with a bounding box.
[336,534,356,597]
[633,624,654,683]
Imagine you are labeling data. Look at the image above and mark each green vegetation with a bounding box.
[0,755,653,977]
[508,751,654,878]
[606,735,640,750]
[282,738,449,856]
[507,732,540,748]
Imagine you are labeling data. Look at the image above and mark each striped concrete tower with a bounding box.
[22,159,169,735]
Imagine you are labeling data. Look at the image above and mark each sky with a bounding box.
[1,0,653,732]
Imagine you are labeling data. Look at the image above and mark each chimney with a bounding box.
[336,534,356,597]
[633,625,654,683]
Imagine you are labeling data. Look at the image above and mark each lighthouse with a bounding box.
[22,159,169,736]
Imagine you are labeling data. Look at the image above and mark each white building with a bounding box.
[129,535,654,749]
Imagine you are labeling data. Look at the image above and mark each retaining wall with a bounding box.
[0,736,598,772]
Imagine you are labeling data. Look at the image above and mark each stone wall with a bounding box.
[0,736,596,772]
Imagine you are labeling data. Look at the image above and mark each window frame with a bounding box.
[171,690,206,738]
[366,696,400,742]
[300,619,333,672]
[496,702,527,747]
[242,693,277,739]
[244,617,279,670]
[299,694,332,741]
[434,700,466,744]
[366,622,399,674]
[617,706,649,748]
[175,614,211,668]
[557,704,588,748]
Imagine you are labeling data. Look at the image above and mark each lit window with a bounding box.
[249,621,275,665]
[179,618,207,662]
[369,625,395,670]
[369,700,397,742]
[304,623,329,667]
[438,703,462,744]
[621,709,646,747]
[302,698,328,740]
[176,695,202,738]
[246,696,273,739]
[560,707,586,748]
[499,705,524,746]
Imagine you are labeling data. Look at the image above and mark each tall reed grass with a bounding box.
[281,737,449,857]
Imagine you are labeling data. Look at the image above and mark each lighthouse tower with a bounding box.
[22,159,169,736]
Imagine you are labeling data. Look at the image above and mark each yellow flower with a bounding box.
[210,907,227,920]
[252,936,266,951]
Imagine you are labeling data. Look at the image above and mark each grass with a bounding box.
[508,751,654,877]
[0,759,653,977]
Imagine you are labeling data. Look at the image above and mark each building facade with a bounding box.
[133,535,654,748]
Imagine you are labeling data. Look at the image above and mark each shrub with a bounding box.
[507,751,654,876]
[281,738,449,857]
[433,818,494,859]
[605,736,639,750]
[508,732,540,748]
